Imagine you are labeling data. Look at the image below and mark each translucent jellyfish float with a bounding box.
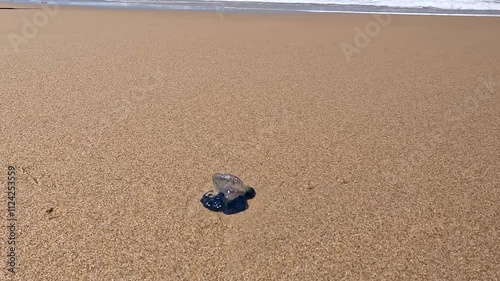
[201,173,256,215]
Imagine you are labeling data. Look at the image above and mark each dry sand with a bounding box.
[1,4,499,280]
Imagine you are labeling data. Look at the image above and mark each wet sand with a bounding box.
[1,5,499,280]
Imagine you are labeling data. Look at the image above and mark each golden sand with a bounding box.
[1,5,499,280]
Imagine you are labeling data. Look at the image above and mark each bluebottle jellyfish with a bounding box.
[201,173,256,215]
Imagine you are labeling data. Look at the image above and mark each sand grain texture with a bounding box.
[1,6,500,280]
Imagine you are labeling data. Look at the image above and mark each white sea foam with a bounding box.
[13,0,500,14]
[93,0,500,11]
[196,0,500,10]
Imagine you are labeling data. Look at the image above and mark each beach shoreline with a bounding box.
[2,0,500,16]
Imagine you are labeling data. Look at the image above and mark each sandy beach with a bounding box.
[1,4,499,280]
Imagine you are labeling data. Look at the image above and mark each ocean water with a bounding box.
[8,0,500,15]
